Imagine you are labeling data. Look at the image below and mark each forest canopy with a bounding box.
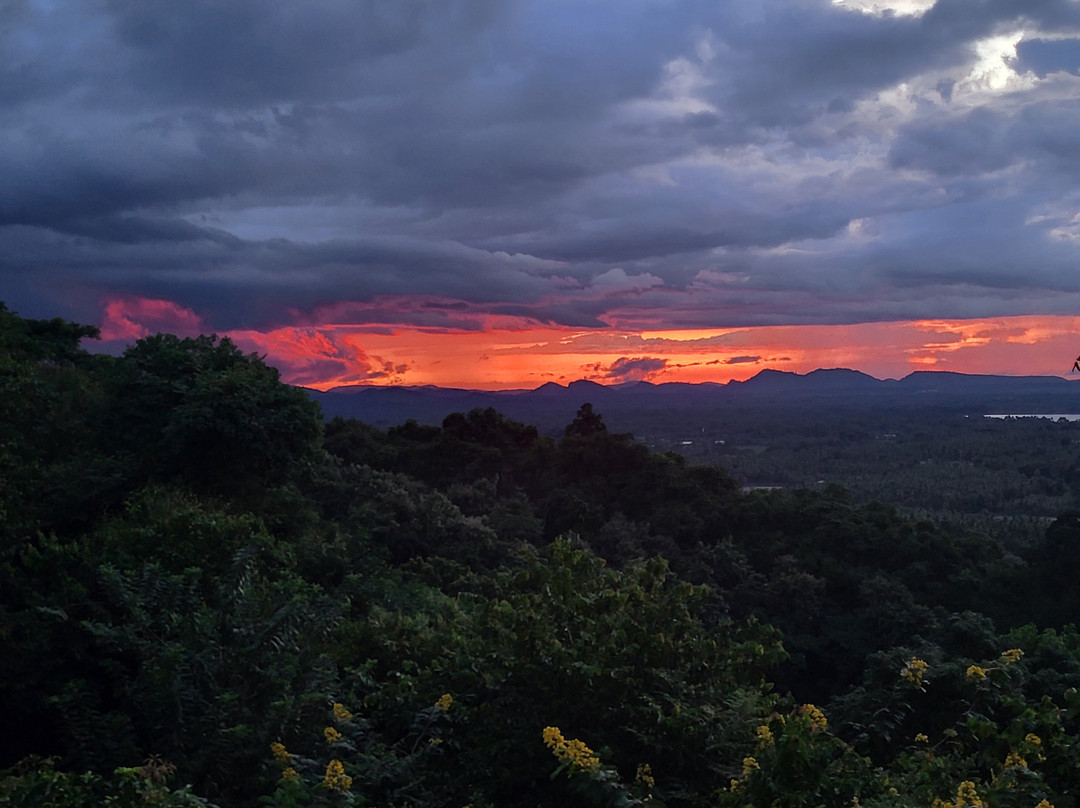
[2,302,1080,808]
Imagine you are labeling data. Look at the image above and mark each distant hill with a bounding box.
[305,368,1080,431]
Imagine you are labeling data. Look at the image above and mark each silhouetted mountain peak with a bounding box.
[805,367,881,384]
[530,381,568,397]
[567,379,609,393]
[308,368,1080,428]
[737,369,799,387]
[738,368,881,391]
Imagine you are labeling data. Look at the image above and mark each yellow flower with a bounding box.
[955,780,983,808]
[635,763,655,789]
[729,779,740,792]
[756,724,774,746]
[966,665,987,680]
[1024,733,1042,745]
[270,742,292,766]
[324,726,343,744]
[565,738,600,771]
[542,726,599,771]
[801,703,828,730]
[281,767,299,781]
[901,657,928,685]
[428,737,443,745]
[1001,648,1024,664]
[332,702,353,722]
[742,756,760,776]
[1035,800,1055,808]
[1004,751,1027,768]
[435,693,453,712]
[322,759,352,792]
[543,726,565,750]
[915,733,929,743]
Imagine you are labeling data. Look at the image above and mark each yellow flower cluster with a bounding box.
[435,693,453,712]
[901,657,928,685]
[932,780,984,808]
[1001,648,1024,664]
[915,733,929,743]
[332,702,353,722]
[956,781,983,808]
[966,665,987,680]
[801,703,828,730]
[271,741,299,783]
[270,742,292,767]
[1022,732,1047,762]
[542,726,601,772]
[755,724,774,746]
[1035,800,1055,808]
[742,756,760,776]
[324,726,343,744]
[635,763,655,789]
[1003,751,1027,768]
[323,759,352,792]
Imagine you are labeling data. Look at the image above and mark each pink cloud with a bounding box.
[99,297,205,341]
[229,327,412,389]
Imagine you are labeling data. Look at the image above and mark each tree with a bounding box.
[102,334,323,506]
[564,403,607,438]
[0,303,110,540]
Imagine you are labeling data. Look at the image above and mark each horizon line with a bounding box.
[304,365,1079,394]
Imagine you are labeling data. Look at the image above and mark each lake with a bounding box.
[984,413,1080,421]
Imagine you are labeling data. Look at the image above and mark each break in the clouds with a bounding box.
[6,0,1080,345]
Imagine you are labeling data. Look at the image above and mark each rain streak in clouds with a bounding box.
[6,0,1080,387]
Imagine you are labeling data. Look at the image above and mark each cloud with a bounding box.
[99,297,205,342]
[5,0,1080,346]
[722,355,762,365]
[596,356,669,382]
[229,327,412,388]
[1015,37,1080,78]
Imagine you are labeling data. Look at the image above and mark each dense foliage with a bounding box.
[3,301,1080,807]
[648,408,1080,548]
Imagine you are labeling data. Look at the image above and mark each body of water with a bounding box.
[984,413,1080,421]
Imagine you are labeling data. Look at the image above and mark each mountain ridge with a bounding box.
[306,367,1080,429]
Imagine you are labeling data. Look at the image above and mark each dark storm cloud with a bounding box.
[888,97,1080,183]
[0,223,567,330]
[599,356,669,382]
[4,0,1080,332]
[724,356,762,365]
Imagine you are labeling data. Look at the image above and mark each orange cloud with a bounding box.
[228,327,411,388]
[95,297,1080,391]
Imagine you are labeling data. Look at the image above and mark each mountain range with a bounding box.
[305,368,1080,432]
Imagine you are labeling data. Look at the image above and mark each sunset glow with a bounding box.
[98,297,1080,391]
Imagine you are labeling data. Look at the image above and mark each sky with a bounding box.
[6,0,1080,389]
